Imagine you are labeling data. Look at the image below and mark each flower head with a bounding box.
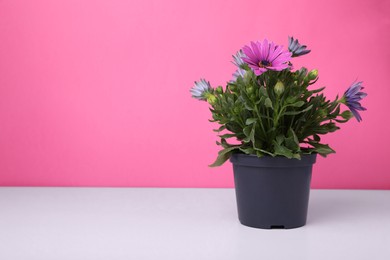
[190,79,212,102]
[232,50,246,68]
[231,67,246,81]
[288,36,311,57]
[231,50,247,81]
[242,39,291,76]
[341,81,367,122]
[274,81,285,96]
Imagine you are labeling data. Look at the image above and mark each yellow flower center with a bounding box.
[259,60,271,68]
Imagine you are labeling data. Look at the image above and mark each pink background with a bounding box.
[0,0,389,188]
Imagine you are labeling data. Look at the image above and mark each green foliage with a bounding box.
[208,68,351,167]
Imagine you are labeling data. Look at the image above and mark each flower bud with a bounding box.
[308,69,318,80]
[274,81,285,96]
[228,84,237,92]
[246,85,254,94]
[304,77,309,85]
[205,93,217,104]
[340,110,353,120]
[216,86,223,94]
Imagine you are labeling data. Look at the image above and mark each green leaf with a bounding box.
[290,128,299,144]
[239,147,255,155]
[287,101,305,107]
[213,125,226,132]
[243,124,255,143]
[209,146,240,167]
[273,142,294,159]
[313,122,339,134]
[309,143,336,157]
[308,77,319,86]
[284,105,313,115]
[275,135,284,145]
[218,133,237,139]
[243,125,251,138]
[292,153,301,159]
[239,96,254,111]
[334,118,348,123]
[285,128,300,152]
[225,123,241,133]
[286,96,298,104]
[259,86,268,96]
[308,86,326,94]
[253,147,275,157]
[209,152,233,167]
[217,146,239,155]
[330,104,341,117]
[245,118,257,125]
[256,151,264,157]
[255,96,265,105]
[219,138,239,148]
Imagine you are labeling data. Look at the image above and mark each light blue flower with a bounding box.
[231,50,247,81]
[342,81,367,122]
[232,50,246,67]
[232,67,246,81]
[288,36,311,57]
[190,79,212,101]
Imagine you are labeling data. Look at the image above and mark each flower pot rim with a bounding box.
[230,153,317,168]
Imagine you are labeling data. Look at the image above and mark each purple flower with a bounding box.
[242,39,292,76]
[342,81,367,122]
[288,36,311,57]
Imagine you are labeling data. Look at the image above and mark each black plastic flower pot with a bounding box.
[230,153,317,229]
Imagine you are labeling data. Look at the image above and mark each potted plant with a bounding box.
[190,37,367,229]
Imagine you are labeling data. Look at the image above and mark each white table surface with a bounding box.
[0,188,389,260]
